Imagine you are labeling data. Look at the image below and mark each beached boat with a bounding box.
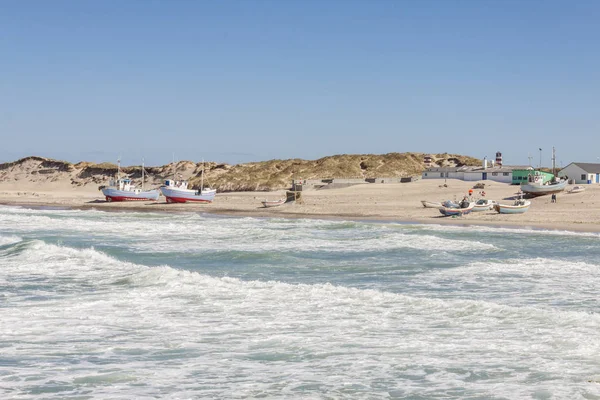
[494,199,531,214]
[159,161,216,203]
[439,201,475,216]
[101,160,159,202]
[520,148,567,197]
[421,200,442,208]
[442,200,459,208]
[521,174,567,197]
[472,199,498,212]
[160,180,216,203]
[568,186,586,194]
[262,198,286,208]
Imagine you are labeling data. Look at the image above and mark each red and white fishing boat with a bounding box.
[160,180,216,203]
[101,160,159,202]
[159,161,216,203]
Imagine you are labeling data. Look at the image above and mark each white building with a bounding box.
[558,163,600,184]
[422,163,525,184]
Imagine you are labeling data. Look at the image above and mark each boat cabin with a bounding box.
[107,178,144,194]
[164,179,189,189]
[522,170,556,186]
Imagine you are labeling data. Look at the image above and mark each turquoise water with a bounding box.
[1,205,599,399]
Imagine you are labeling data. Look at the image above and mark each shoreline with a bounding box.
[3,197,600,234]
[2,179,600,233]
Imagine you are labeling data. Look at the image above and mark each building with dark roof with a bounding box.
[558,162,600,184]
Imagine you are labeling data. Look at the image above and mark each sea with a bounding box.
[1,205,599,400]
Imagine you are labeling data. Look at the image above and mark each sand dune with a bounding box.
[0,153,480,192]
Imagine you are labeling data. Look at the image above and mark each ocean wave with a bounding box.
[2,240,590,327]
[0,240,149,289]
[407,222,600,238]
[0,234,22,247]
[2,241,598,399]
[0,209,499,255]
[415,257,600,311]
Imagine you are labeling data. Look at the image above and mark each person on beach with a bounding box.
[551,193,557,203]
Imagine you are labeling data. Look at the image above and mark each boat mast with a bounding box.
[142,158,145,191]
[552,146,556,178]
[201,159,204,193]
[172,152,176,181]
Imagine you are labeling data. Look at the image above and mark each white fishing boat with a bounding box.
[520,147,567,197]
[159,161,216,203]
[262,198,286,208]
[421,200,442,208]
[472,199,498,212]
[494,199,531,214]
[101,160,159,202]
[521,175,567,197]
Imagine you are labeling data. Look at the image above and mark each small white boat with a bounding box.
[421,200,442,208]
[568,186,585,194]
[472,199,498,212]
[494,199,531,214]
[101,160,159,202]
[262,198,285,208]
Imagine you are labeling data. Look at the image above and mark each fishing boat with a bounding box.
[472,199,498,212]
[421,200,442,208]
[442,200,459,208]
[568,186,586,194]
[262,198,286,208]
[159,161,216,203]
[521,174,567,197]
[438,200,475,216]
[520,147,567,197]
[101,160,159,202]
[493,198,531,214]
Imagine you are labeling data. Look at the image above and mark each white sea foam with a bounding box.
[0,209,499,255]
[413,257,600,312]
[1,243,599,399]
[0,234,22,246]
[408,222,600,238]
[1,209,600,399]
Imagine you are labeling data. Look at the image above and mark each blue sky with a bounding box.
[1,0,598,167]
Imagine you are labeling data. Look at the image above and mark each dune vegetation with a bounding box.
[0,153,480,192]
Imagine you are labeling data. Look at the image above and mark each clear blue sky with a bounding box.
[1,0,598,167]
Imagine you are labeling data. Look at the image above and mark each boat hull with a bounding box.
[439,203,475,216]
[494,202,531,214]
[521,181,567,197]
[472,200,497,212]
[421,200,442,208]
[102,188,160,202]
[160,186,216,203]
[262,199,285,208]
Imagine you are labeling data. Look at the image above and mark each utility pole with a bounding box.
[528,153,533,167]
[539,148,542,169]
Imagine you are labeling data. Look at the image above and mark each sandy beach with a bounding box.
[1,179,599,232]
